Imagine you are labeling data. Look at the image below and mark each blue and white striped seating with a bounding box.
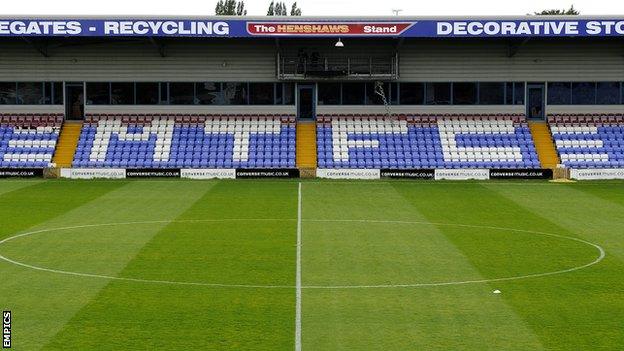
[317,114,539,169]
[0,114,62,168]
[549,114,624,168]
[73,114,296,169]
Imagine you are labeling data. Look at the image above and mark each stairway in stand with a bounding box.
[296,121,317,177]
[52,120,83,168]
[528,121,560,169]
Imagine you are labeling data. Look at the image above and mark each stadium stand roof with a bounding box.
[0,15,623,38]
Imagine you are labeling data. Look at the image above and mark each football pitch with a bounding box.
[0,179,623,350]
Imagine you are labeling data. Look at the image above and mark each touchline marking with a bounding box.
[295,182,303,351]
[0,219,605,290]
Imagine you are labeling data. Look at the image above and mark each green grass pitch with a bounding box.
[1,179,623,350]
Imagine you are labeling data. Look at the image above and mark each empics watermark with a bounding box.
[2,311,10,349]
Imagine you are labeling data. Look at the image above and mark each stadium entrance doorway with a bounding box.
[65,83,84,120]
[297,84,316,120]
[527,83,546,120]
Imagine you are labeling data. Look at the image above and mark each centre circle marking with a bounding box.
[0,219,606,289]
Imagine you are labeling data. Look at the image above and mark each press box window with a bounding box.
[342,83,366,105]
[479,82,505,105]
[365,82,391,105]
[170,82,194,105]
[571,82,596,105]
[452,82,477,105]
[249,83,274,105]
[222,83,248,105]
[111,83,134,105]
[548,82,571,105]
[136,83,159,105]
[86,82,110,105]
[317,83,341,105]
[399,83,424,105]
[425,83,451,105]
[596,82,620,105]
[17,82,44,105]
[0,82,16,104]
[196,82,221,105]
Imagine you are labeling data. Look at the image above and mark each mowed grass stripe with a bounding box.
[301,182,543,350]
[0,179,45,197]
[572,181,624,208]
[0,180,216,351]
[396,182,623,350]
[0,180,127,240]
[44,181,298,350]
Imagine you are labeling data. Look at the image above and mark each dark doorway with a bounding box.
[527,83,545,120]
[65,83,84,120]
[297,84,315,120]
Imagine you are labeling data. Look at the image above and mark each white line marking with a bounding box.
[0,219,605,290]
[0,219,296,289]
[303,219,607,289]
[295,182,303,351]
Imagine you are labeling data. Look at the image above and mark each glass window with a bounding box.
[478,82,505,105]
[505,83,514,105]
[42,82,53,104]
[513,82,525,105]
[159,83,169,104]
[222,83,248,105]
[0,82,16,104]
[622,83,624,104]
[452,82,477,105]
[111,82,134,105]
[17,82,44,104]
[275,83,283,104]
[390,83,398,105]
[170,82,194,105]
[283,83,295,105]
[86,82,110,105]
[53,82,63,105]
[318,83,341,105]
[366,82,390,105]
[548,82,571,105]
[425,83,451,105]
[571,82,596,105]
[342,83,365,105]
[596,82,620,105]
[135,83,159,105]
[196,82,221,105]
[249,83,275,105]
[400,83,424,105]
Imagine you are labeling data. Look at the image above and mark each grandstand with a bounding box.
[0,16,621,179]
[1,14,624,351]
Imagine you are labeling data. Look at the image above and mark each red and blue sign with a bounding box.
[0,18,623,38]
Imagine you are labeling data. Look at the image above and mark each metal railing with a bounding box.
[278,55,398,80]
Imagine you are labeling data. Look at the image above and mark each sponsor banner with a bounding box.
[380,169,435,179]
[317,168,381,180]
[60,168,126,179]
[570,168,624,180]
[235,168,300,178]
[126,169,181,178]
[247,22,413,36]
[180,169,236,179]
[489,169,553,180]
[434,169,490,180]
[0,19,623,38]
[0,168,43,178]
